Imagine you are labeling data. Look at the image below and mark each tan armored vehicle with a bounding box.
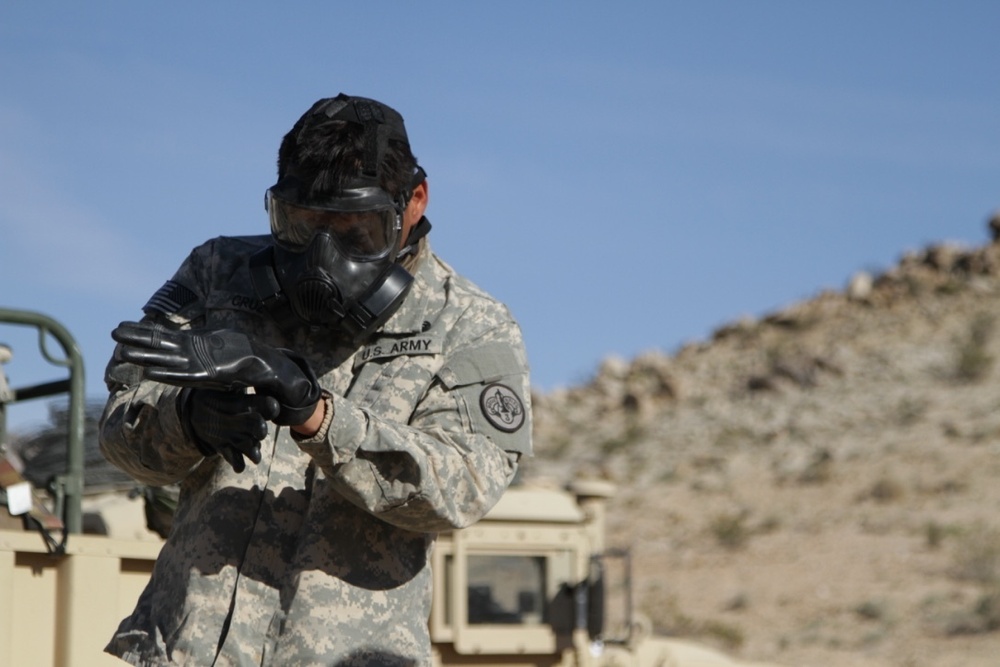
[0,308,775,667]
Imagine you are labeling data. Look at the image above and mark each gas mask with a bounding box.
[250,186,413,339]
[249,94,427,341]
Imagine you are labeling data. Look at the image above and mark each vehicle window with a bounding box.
[467,555,546,625]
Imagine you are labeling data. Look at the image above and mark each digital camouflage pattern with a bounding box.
[99,235,532,666]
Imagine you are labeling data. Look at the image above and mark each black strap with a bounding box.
[353,99,387,177]
[248,247,298,331]
[398,217,432,261]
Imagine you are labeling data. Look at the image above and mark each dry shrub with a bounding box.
[952,313,995,383]
[868,475,906,503]
[709,511,750,550]
[944,591,1000,636]
[951,522,1000,585]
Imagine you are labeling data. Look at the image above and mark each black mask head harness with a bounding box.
[249,94,428,341]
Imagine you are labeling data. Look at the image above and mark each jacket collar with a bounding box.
[375,239,443,335]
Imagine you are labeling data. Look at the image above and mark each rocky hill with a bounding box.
[521,216,1000,667]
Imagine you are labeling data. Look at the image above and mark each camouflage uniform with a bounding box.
[99,234,532,666]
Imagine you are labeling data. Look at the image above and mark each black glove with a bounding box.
[113,321,321,425]
[179,387,280,473]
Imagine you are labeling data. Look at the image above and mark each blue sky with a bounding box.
[2,2,998,432]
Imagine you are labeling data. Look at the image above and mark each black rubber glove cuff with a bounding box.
[272,350,323,425]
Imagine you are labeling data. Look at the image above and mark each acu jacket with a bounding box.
[99,235,532,666]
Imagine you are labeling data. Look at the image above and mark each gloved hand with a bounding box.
[113,321,322,426]
[179,387,280,473]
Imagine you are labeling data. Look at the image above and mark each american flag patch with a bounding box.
[143,280,198,316]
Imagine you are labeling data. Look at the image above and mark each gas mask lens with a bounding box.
[267,190,401,260]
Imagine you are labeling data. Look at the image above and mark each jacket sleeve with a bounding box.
[295,316,533,533]
[99,370,205,487]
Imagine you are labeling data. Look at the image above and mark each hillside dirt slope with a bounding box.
[522,224,1000,667]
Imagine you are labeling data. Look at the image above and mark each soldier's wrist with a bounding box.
[290,392,334,441]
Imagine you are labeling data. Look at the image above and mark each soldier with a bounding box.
[99,94,532,666]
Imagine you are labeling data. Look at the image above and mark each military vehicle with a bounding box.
[1,308,775,666]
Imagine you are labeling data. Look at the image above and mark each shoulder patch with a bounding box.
[143,280,198,316]
[479,383,526,433]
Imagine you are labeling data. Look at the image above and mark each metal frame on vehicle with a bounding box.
[0,307,86,543]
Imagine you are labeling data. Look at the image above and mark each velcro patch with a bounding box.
[143,280,198,316]
[479,383,526,433]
